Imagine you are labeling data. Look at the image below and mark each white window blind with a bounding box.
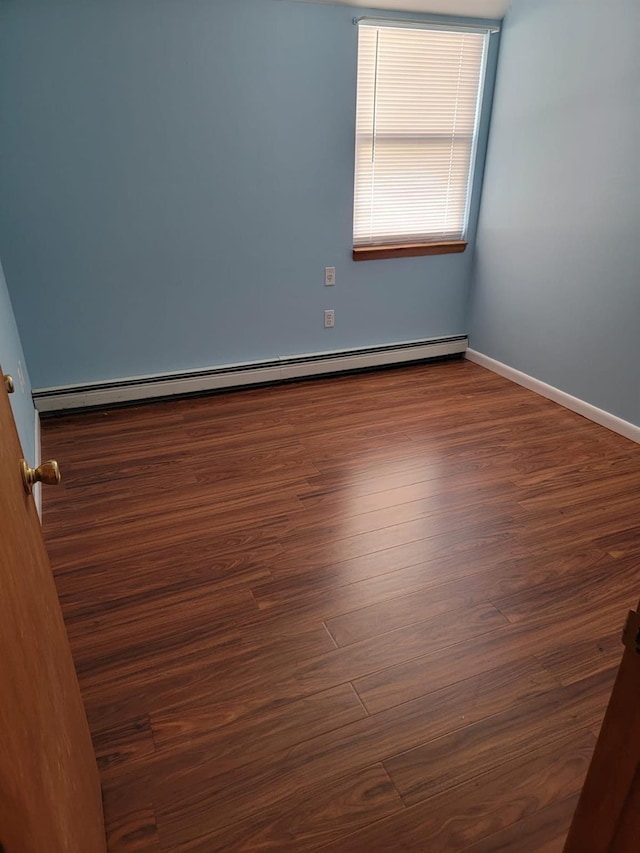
[353,21,489,248]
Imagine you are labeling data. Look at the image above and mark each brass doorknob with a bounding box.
[4,374,14,394]
[20,459,62,495]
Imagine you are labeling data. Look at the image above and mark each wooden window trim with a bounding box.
[352,241,467,262]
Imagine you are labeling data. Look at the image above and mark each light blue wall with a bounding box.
[469,0,640,426]
[0,0,499,389]
[0,258,36,456]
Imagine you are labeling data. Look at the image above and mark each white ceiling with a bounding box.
[283,1,511,19]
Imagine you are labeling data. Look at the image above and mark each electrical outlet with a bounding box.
[325,266,336,286]
[324,309,335,328]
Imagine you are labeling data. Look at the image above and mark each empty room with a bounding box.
[1,0,639,851]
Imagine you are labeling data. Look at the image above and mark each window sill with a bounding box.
[352,241,467,261]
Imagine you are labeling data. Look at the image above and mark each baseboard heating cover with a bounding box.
[33,335,468,413]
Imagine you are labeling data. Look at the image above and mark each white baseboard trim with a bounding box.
[34,407,42,519]
[466,348,640,445]
[33,336,467,413]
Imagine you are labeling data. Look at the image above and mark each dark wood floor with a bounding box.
[41,359,640,852]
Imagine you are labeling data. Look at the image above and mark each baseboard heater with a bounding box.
[33,335,468,413]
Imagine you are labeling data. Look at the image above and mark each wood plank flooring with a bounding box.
[40,359,640,852]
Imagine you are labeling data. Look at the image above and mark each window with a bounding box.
[352,20,492,260]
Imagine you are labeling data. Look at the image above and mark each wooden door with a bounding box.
[563,602,640,852]
[0,372,106,852]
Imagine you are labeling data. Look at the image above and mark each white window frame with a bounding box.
[352,17,497,261]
